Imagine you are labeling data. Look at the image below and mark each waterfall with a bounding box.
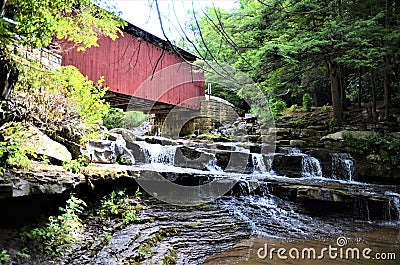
[331,153,355,181]
[252,154,269,174]
[205,156,223,173]
[257,182,270,196]
[391,197,400,223]
[136,142,177,166]
[279,147,301,155]
[385,192,400,223]
[302,155,323,178]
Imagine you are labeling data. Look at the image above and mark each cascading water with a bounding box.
[331,153,355,181]
[391,196,400,223]
[252,153,269,174]
[280,146,301,154]
[279,147,323,178]
[131,137,397,228]
[136,142,177,168]
[205,155,223,173]
[385,192,400,223]
[302,155,323,178]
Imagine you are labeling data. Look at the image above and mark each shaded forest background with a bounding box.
[179,0,400,124]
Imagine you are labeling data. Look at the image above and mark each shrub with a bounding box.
[97,189,141,227]
[21,195,86,256]
[103,109,148,130]
[268,96,287,116]
[97,189,141,226]
[302,93,313,111]
[0,128,32,169]
[63,155,87,173]
[123,111,148,129]
[344,132,400,164]
[12,64,110,144]
[0,250,11,265]
[103,108,125,130]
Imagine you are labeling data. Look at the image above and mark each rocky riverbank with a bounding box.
[1,112,399,264]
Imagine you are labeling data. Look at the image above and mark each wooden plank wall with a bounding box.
[61,31,204,110]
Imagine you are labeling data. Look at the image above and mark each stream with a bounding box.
[108,138,399,264]
[3,137,399,264]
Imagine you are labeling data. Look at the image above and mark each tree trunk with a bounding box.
[0,0,5,16]
[339,66,347,110]
[370,73,378,122]
[383,0,391,120]
[0,56,18,101]
[384,63,390,120]
[328,60,343,121]
[358,68,362,109]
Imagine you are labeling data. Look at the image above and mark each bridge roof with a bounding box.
[123,21,198,63]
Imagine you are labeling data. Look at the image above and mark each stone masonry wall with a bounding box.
[9,42,62,70]
[147,98,239,137]
[194,98,239,134]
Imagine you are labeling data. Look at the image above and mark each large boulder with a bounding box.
[215,150,253,173]
[0,122,72,163]
[82,134,135,164]
[174,146,215,170]
[271,154,303,178]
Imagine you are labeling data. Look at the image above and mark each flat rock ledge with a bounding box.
[0,163,137,199]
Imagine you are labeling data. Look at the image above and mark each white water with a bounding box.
[131,138,400,228]
[252,154,269,174]
[385,192,400,223]
[331,153,355,181]
[280,147,301,154]
[391,197,400,223]
[136,142,178,168]
[205,155,224,173]
[302,155,323,178]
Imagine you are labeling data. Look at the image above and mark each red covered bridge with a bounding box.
[61,22,205,113]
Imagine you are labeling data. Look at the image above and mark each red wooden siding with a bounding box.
[61,30,204,110]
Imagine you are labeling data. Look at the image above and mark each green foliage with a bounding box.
[40,155,50,165]
[103,109,148,130]
[103,108,125,130]
[16,248,31,260]
[327,118,340,133]
[21,195,86,256]
[97,189,141,227]
[124,111,148,129]
[268,97,287,116]
[290,118,305,127]
[14,64,110,143]
[63,155,87,173]
[3,0,125,50]
[55,67,110,128]
[321,105,332,112]
[344,133,400,164]
[190,0,400,119]
[163,249,177,265]
[132,227,180,263]
[0,135,31,169]
[0,250,11,265]
[302,93,313,111]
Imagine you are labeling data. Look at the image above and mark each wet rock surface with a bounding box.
[1,115,400,264]
[0,165,83,199]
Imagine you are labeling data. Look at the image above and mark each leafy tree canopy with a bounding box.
[0,0,125,50]
[187,0,400,121]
